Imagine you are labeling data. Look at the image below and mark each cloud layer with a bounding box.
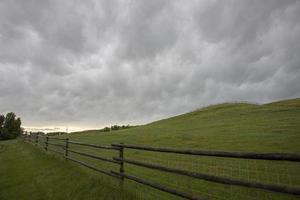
[1,0,300,128]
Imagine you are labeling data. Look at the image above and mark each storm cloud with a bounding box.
[1,0,300,129]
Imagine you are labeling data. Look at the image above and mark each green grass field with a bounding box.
[1,98,300,199]
[0,140,142,200]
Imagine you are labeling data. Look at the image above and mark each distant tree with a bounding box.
[103,127,110,132]
[97,124,133,133]
[0,112,22,140]
[0,114,4,128]
[111,125,121,131]
[0,128,10,140]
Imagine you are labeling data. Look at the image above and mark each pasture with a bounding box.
[1,98,300,199]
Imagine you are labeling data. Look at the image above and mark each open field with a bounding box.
[0,140,139,200]
[2,98,300,199]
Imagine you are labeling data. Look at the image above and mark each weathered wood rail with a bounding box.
[21,134,300,200]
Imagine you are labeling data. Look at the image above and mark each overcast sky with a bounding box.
[0,0,300,131]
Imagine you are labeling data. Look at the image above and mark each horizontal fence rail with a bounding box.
[68,149,120,164]
[111,143,300,161]
[68,140,119,150]
[47,142,65,148]
[47,147,65,155]
[111,171,205,200]
[21,134,300,200]
[66,156,120,179]
[113,157,300,195]
[47,137,67,141]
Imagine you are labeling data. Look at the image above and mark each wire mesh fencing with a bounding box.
[21,134,300,200]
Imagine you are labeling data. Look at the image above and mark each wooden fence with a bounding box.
[21,134,300,200]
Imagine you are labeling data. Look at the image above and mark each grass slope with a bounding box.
[68,98,300,153]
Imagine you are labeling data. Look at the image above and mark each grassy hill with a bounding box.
[66,98,300,153]
[1,98,300,200]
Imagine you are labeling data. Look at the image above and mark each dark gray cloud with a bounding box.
[0,0,300,129]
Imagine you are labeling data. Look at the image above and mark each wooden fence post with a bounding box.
[36,135,39,145]
[119,143,124,180]
[45,136,49,151]
[65,138,69,157]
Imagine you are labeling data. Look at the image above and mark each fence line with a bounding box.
[68,149,120,164]
[111,171,205,200]
[113,157,300,195]
[66,156,120,179]
[111,143,300,161]
[68,140,118,150]
[21,134,300,200]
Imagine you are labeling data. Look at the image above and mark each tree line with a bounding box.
[0,112,22,140]
[100,124,133,132]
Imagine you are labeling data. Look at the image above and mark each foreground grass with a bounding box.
[0,140,138,200]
